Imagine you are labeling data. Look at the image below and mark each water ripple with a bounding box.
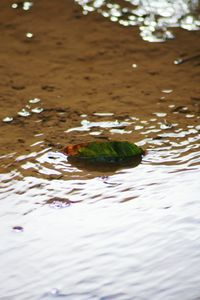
[0,103,200,300]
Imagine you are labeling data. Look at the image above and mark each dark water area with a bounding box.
[0,0,200,299]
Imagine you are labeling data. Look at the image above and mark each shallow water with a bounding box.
[75,0,200,41]
[1,101,200,299]
[0,1,200,300]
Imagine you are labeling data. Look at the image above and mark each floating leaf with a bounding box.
[64,141,144,165]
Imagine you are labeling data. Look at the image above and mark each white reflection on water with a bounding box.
[0,167,200,300]
[66,119,131,132]
[75,0,200,41]
[0,108,200,299]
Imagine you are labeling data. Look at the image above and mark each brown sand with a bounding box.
[0,0,200,158]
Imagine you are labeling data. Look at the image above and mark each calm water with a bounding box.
[1,1,200,300]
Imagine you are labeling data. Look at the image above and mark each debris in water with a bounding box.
[64,141,144,164]
[174,54,200,65]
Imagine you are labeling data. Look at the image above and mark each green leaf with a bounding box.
[76,141,144,161]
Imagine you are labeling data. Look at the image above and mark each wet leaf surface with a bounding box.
[64,141,144,166]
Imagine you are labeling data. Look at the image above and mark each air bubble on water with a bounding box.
[2,117,13,123]
[18,109,31,117]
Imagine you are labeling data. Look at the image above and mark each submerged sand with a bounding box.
[0,0,199,162]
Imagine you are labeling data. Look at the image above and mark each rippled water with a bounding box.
[75,0,200,41]
[1,99,200,299]
[1,1,200,299]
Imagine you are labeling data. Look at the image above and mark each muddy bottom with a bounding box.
[0,0,200,299]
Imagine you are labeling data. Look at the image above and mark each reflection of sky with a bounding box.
[1,111,200,299]
[75,0,200,41]
[1,153,200,299]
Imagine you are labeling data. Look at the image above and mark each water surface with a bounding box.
[1,103,200,300]
[75,0,200,41]
[0,1,200,299]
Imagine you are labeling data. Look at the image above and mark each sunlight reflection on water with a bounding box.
[1,1,200,293]
[75,0,200,41]
[0,105,200,299]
